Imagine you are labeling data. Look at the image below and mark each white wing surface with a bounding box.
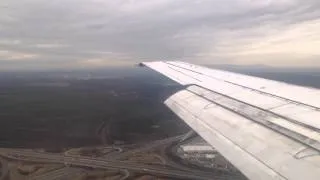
[141,61,320,180]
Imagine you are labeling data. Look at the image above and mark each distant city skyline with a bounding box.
[0,0,320,70]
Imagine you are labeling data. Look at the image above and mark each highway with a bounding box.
[64,146,121,157]
[0,148,239,180]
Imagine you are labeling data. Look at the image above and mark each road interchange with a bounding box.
[0,148,240,180]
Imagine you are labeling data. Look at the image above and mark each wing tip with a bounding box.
[137,62,146,67]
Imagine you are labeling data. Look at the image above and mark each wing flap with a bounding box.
[165,86,320,180]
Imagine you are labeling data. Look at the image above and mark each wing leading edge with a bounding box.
[142,61,320,180]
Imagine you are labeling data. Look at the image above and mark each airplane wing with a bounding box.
[141,61,320,180]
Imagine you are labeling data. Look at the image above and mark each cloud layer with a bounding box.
[0,0,320,70]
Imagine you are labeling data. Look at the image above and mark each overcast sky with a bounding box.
[0,0,320,70]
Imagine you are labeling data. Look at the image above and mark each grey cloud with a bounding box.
[0,0,320,70]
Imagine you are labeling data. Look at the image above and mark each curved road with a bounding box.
[30,167,83,180]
